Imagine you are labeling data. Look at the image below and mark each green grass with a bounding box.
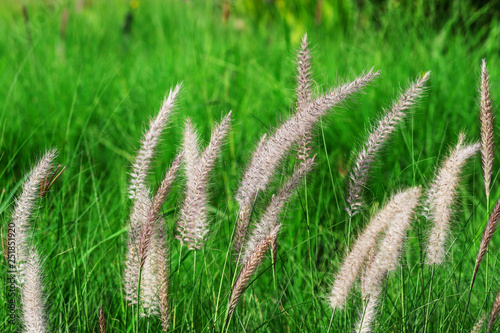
[1,0,500,332]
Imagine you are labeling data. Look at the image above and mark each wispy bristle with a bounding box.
[480,59,494,200]
[425,134,479,265]
[346,72,430,217]
[235,69,380,256]
[471,198,500,292]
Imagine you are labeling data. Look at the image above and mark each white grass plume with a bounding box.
[234,68,380,256]
[361,186,421,298]
[346,72,430,217]
[425,133,479,265]
[355,295,379,333]
[140,154,182,317]
[329,187,421,309]
[177,112,232,250]
[11,149,57,281]
[480,59,494,200]
[471,198,500,291]
[240,155,315,264]
[296,34,313,163]
[355,186,421,332]
[124,85,180,304]
[22,248,47,333]
[226,224,280,324]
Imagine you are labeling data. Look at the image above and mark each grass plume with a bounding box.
[425,133,479,265]
[480,59,494,201]
[177,112,232,250]
[345,72,430,216]
[330,187,420,309]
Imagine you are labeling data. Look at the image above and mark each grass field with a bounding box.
[1,0,500,332]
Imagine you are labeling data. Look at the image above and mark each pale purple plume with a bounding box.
[21,248,47,333]
[346,72,430,217]
[330,187,421,309]
[425,134,479,265]
[177,112,232,250]
[479,59,494,200]
[240,155,315,264]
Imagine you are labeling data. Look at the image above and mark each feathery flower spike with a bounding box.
[124,85,181,305]
[139,152,183,268]
[471,313,487,333]
[11,149,57,281]
[22,248,47,333]
[480,59,494,200]
[471,198,500,292]
[235,68,380,256]
[240,155,315,264]
[489,289,500,332]
[226,224,280,324]
[296,34,313,163]
[356,187,421,332]
[425,134,479,265]
[99,305,106,333]
[177,112,232,250]
[330,187,421,309]
[346,71,430,217]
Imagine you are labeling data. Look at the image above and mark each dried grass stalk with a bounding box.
[346,72,430,216]
[425,134,479,265]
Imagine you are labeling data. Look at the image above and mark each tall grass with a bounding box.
[1,0,500,332]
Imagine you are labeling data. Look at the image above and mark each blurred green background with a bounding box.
[1,0,500,332]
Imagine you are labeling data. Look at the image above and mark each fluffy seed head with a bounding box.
[240,156,315,264]
[471,198,500,291]
[346,72,430,216]
[425,134,479,265]
[177,112,232,250]
[21,248,47,333]
[480,59,494,199]
[12,149,57,282]
[330,187,421,309]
